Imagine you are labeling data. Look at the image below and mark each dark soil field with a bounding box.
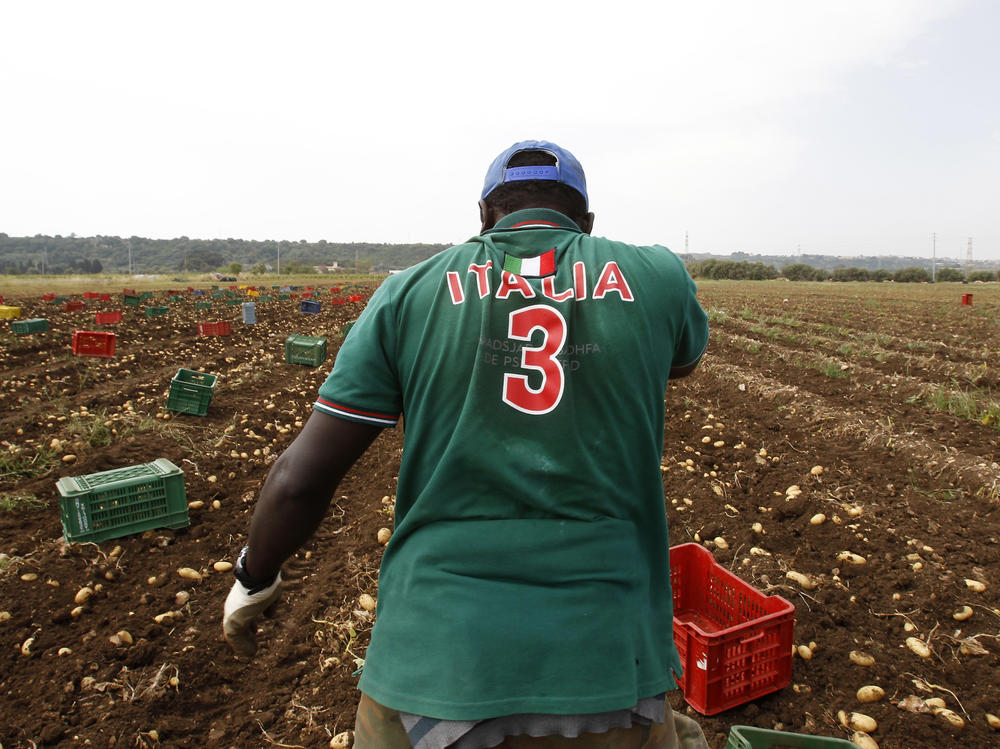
[1,279,998,749]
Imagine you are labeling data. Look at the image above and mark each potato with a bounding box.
[987,713,1000,730]
[330,731,352,748]
[965,578,987,593]
[810,465,824,476]
[953,605,973,621]
[925,697,946,710]
[796,644,813,660]
[175,590,190,606]
[713,537,729,550]
[837,551,866,565]
[358,594,376,612]
[20,637,34,655]
[213,561,233,573]
[809,513,826,526]
[57,647,72,656]
[109,629,133,647]
[847,650,875,667]
[848,712,878,733]
[851,732,879,749]
[177,567,202,581]
[74,587,94,605]
[906,637,931,658]
[376,528,392,545]
[0,611,11,623]
[936,708,964,728]
[187,500,205,510]
[786,571,818,590]
[857,685,885,703]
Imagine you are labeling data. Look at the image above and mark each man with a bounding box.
[224,140,710,748]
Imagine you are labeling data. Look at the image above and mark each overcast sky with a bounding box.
[2,1,997,260]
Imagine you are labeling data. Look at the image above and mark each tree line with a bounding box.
[0,234,448,275]
[2,232,997,282]
[686,258,998,283]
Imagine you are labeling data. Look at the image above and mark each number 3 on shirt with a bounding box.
[502,305,567,415]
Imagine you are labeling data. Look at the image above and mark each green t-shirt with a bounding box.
[315,208,709,720]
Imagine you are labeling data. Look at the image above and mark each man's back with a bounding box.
[318,207,708,719]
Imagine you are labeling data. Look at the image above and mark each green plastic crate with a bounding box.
[139,291,154,299]
[12,318,49,334]
[56,458,189,544]
[123,294,141,306]
[52,296,69,305]
[145,306,169,318]
[726,726,861,749]
[166,368,218,416]
[169,294,184,303]
[278,293,290,300]
[284,334,327,366]
[258,295,273,302]
[194,301,212,311]
[225,298,242,306]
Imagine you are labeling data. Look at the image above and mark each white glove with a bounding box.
[223,573,282,656]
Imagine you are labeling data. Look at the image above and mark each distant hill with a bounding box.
[679,250,1000,273]
[0,233,447,275]
[2,232,997,276]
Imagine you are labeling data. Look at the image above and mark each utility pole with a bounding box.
[127,239,133,275]
[964,237,973,279]
[277,245,280,275]
[42,246,46,276]
[931,232,936,283]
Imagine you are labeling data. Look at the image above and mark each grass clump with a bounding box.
[0,445,58,482]
[819,358,849,379]
[0,493,45,511]
[929,386,1000,428]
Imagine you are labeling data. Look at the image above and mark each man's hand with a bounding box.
[223,574,282,656]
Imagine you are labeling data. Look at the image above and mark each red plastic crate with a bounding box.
[330,296,347,306]
[64,300,85,312]
[197,321,232,336]
[301,291,314,298]
[98,293,111,301]
[123,288,136,295]
[82,292,99,299]
[95,311,122,325]
[42,293,55,301]
[72,330,117,358]
[289,293,300,299]
[348,294,364,302]
[670,543,794,716]
[330,287,341,293]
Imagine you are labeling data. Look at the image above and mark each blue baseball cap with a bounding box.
[481,140,589,209]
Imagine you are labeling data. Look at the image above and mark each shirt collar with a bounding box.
[483,208,583,235]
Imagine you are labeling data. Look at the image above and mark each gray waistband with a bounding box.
[399,693,667,749]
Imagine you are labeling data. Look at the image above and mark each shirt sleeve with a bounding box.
[671,264,709,368]
[314,281,402,427]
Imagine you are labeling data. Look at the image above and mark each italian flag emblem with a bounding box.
[503,248,556,278]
